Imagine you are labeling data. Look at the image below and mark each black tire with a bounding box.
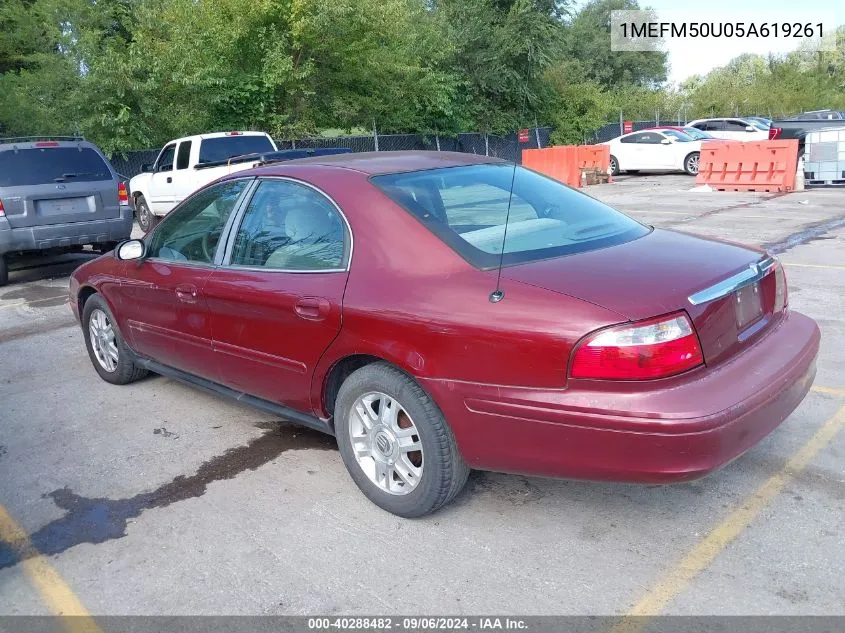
[135,195,157,232]
[684,151,700,176]
[334,362,470,518]
[0,254,7,287]
[82,293,148,385]
[609,155,620,176]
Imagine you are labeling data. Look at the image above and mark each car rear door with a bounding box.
[203,178,351,415]
[0,143,119,229]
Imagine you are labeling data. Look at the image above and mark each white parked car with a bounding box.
[602,129,702,176]
[129,131,277,231]
[686,118,769,142]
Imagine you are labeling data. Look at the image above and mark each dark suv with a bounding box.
[0,137,133,285]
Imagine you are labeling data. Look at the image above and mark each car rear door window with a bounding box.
[373,164,648,268]
[229,180,348,271]
[147,179,249,264]
[0,147,111,187]
[176,141,192,170]
[636,133,663,144]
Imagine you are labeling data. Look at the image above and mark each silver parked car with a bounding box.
[0,136,133,285]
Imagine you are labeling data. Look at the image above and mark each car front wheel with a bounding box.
[0,254,7,287]
[609,155,620,176]
[334,363,469,517]
[82,294,148,385]
[135,195,158,232]
[684,152,700,176]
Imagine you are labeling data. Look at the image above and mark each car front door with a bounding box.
[149,143,177,213]
[117,178,252,381]
[171,140,197,204]
[203,178,351,414]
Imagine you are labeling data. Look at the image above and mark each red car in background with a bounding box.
[69,152,820,517]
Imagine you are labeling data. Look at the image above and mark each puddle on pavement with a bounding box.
[0,423,336,570]
[765,215,845,254]
[1,284,68,308]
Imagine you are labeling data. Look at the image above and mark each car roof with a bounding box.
[260,150,506,176]
[0,138,102,152]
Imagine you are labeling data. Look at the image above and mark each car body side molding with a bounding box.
[130,352,334,436]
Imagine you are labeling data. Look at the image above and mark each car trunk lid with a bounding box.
[503,229,784,366]
[0,146,119,229]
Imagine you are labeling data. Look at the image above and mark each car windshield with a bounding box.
[680,128,713,140]
[660,129,693,142]
[746,120,769,130]
[198,135,274,164]
[0,147,111,187]
[372,164,649,268]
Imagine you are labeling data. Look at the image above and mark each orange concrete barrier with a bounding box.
[695,140,799,192]
[523,145,609,188]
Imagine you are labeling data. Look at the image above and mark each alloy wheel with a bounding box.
[348,391,424,495]
[687,154,700,175]
[88,308,119,372]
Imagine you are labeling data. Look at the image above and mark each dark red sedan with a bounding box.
[70,151,820,517]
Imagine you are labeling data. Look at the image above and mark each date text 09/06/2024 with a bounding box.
[307,617,529,630]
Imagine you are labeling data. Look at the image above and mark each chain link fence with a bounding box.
[587,120,690,144]
[109,128,552,179]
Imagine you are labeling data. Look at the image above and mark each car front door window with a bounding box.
[147,179,250,264]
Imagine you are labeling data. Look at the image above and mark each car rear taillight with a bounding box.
[773,261,787,312]
[0,198,5,217]
[34,141,60,147]
[768,127,782,140]
[571,312,704,380]
[118,182,129,205]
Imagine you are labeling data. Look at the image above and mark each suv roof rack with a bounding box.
[0,135,85,144]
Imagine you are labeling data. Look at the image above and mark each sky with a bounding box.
[604,0,842,84]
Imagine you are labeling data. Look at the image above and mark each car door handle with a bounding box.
[175,284,198,303]
[295,297,330,321]
[166,176,172,183]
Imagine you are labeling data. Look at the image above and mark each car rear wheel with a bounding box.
[135,195,157,232]
[609,155,620,176]
[0,255,7,287]
[82,294,148,385]
[684,152,700,176]
[334,362,469,517]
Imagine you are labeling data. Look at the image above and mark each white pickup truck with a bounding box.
[129,131,277,231]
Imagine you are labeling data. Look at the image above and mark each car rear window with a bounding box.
[0,147,112,187]
[372,164,649,268]
[198,136,274,164]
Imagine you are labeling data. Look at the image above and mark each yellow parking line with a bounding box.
[781,262,845,270]
[0,504,101,633]
[812,385,845,398]
[610,405,845,633]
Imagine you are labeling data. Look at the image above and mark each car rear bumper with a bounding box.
[421,309,820,483]
[0,208,133,255]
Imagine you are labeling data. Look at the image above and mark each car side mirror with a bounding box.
[745,126,755,132]
[116,239,146,261]
[661,138,672,145]
[141,163,153,172]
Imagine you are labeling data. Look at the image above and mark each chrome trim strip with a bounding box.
[687,256,777,306]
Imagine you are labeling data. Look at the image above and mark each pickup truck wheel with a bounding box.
[334,362,469,518]
[82,294,148,385]
[135,195,156,232]
[0,255,8,287]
